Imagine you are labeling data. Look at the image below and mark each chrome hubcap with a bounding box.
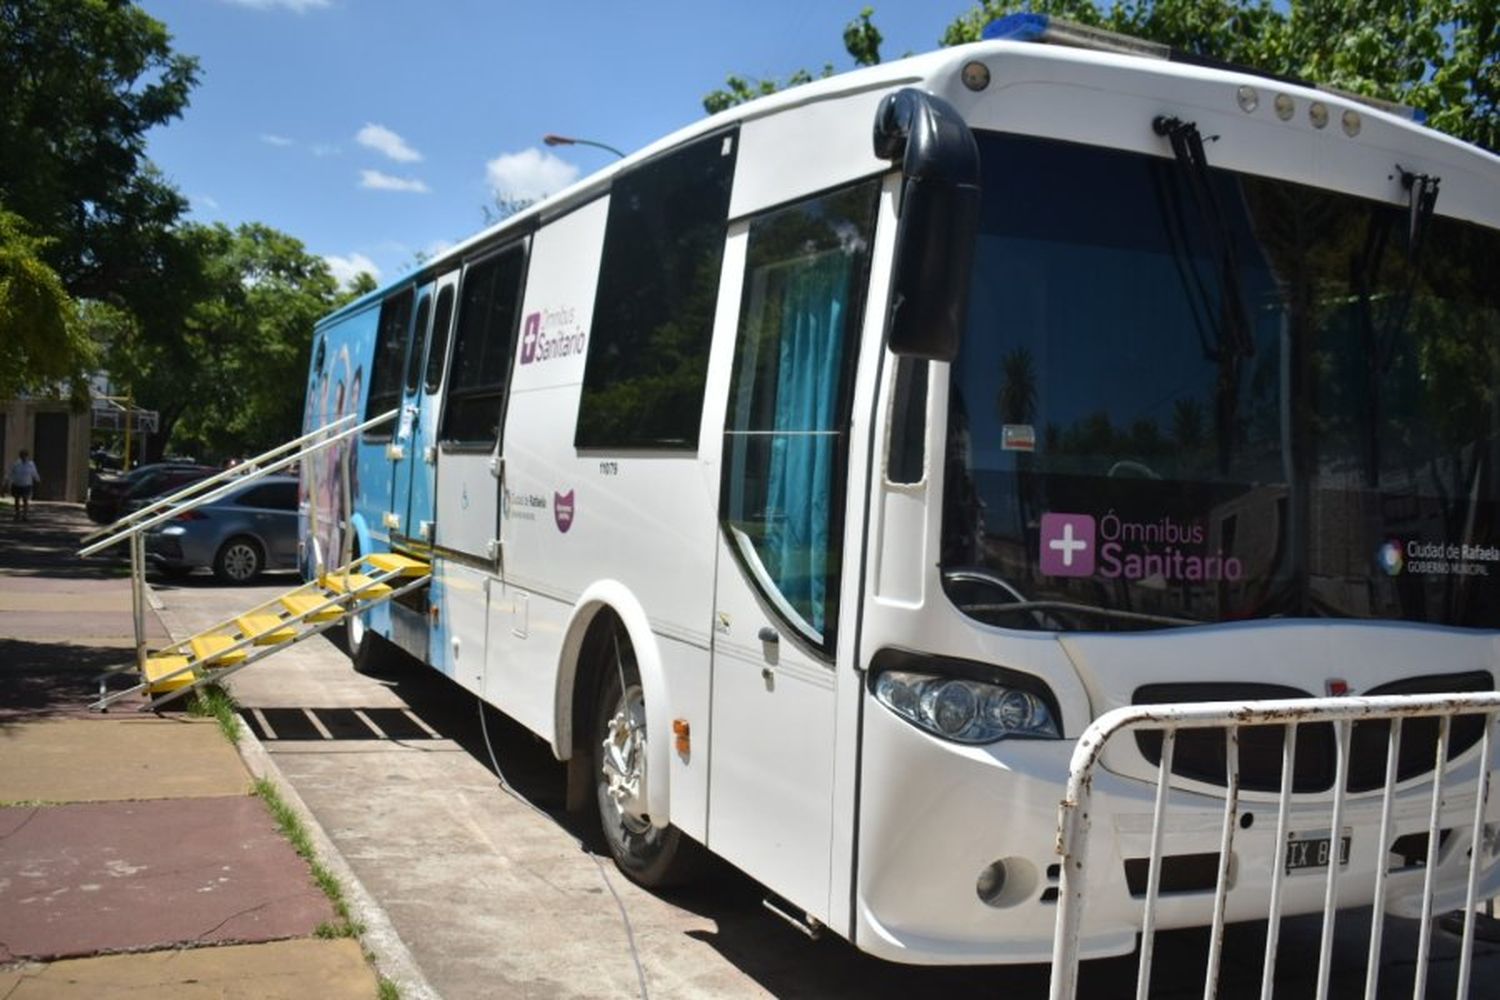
[601,683,649,833]
[224,544,256,580]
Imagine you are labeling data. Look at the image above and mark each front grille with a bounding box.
[1133,672,1492,794]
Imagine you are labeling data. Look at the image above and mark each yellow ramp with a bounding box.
[236,613,296,645]
[144,655,196,694]
[190,633,248,666]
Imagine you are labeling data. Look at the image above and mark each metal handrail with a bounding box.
[79,409,395,558]
[78,412,358,547]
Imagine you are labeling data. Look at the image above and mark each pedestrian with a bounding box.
[5,449,40,522]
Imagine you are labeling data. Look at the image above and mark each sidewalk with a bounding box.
[0,502,379,998]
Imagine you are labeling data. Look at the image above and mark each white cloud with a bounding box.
[192,194,221,211]
[356,123,422,163]
[424,239,455,260]
[324,252,380,288]
[260,133,294,147]
[484,148,579,204]
[222,0,331,12]
[311,143,340,158]
[359,170,430,194]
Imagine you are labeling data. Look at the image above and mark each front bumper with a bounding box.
[853,696,1500,965]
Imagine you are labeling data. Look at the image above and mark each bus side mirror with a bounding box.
[873,89,981,363]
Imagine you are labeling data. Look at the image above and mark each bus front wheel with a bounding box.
[592,629,700,888]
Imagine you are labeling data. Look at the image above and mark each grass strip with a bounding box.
[187,681,242,743]
[252,776,365,939]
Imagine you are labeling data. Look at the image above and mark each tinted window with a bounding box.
[942,131,1500,631]
[441,245,527,447]
[404,293,432,394]
[722,181,879,647]
[424,285,456,394]
[577,130,738,450]
[366,290,414,431]
[237,481,298,511]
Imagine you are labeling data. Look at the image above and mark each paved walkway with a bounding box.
[0,502,378,998]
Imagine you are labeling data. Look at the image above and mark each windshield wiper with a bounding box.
[961,600,1201,629]
[1351,167,1441,486]
[1152,115,1257,475]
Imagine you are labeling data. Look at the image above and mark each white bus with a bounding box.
[302,16,1500,965]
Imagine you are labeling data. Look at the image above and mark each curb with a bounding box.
[152,594,440,1000]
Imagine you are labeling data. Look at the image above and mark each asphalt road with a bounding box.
[147,572,1500,1000]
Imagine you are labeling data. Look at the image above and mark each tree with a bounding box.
[943,1,1498,151]
[0,207,92,399]
[105,223,342,460]
[703,7,884,113]
[0,1,199,297]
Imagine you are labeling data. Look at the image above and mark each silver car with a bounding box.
[145,475,300,583]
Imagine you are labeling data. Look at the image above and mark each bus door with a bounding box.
[431,241,529,686]
[393,273,457,548]
[385,281,433,545]
[708,180,880,922]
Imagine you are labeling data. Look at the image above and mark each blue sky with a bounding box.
[138,0,982,288]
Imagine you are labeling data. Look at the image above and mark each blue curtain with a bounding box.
[764,252,852,635]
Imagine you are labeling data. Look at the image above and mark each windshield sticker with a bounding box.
[1001,424,1036,452]
[1383,540,1496,577]
[1041,510,1244,582]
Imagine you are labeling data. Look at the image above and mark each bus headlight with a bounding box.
[874,670,1060,743]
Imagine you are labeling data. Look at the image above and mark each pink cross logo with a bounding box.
[1040,513,1095,577]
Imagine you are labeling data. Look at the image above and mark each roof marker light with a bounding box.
[961,61,991,91]
[1236,86,1258,113]
[982,15,1423,124]
[1342,109,1362,137]
[1274,93,1295,121]
[1309,101,1330,129]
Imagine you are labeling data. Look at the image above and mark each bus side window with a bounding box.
[721,179,881,647]
[365,289,415,436]
[403,292,432,395]
[440,244,527,448]
[576,128,738,450]
[423,285,456,394]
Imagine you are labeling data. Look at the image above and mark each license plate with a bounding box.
[1285,829,1351,874]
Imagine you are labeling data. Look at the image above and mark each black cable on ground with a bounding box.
[476,697,649,1000]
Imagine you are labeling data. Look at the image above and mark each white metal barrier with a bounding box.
[1049,693,1500,1000]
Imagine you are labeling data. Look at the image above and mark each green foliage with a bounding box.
[186,681,241,743]
[702,7,885,113]
[105,222,341,460]
[843,6,884,67]
[0,207,93,399]
[942,1,1498,151]
[0,0,198,299]
[253,777,365,939]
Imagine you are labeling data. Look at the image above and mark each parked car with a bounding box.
[145,475,300,583]
[86,462,216,524]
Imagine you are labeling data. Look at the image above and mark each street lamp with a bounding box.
[542,133,626,159]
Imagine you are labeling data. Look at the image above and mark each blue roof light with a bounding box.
[982,13,1050,42]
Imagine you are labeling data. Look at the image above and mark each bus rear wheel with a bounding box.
[592,629,700,888]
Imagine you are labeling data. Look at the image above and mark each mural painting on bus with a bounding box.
[306,341,363,572]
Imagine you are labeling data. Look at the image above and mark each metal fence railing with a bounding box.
[79,409,396,677]
[1049,693,1500,1000]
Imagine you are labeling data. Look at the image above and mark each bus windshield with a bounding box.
[942,130,1500,632]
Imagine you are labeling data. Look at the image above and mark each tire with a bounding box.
[213,536,264,584]
[592,626,701,888]
[348,616,399,674]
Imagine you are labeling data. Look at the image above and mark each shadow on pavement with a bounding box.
[0,639,129,728]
